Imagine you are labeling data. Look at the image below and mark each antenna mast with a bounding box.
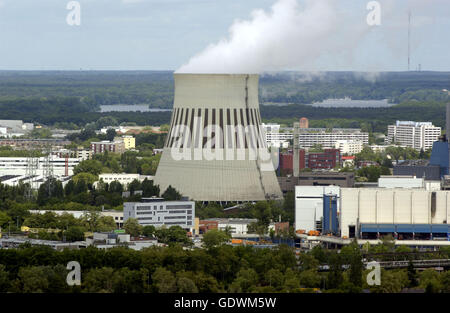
[408,10,411,71]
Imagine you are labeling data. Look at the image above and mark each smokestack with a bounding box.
[154,74,282,202]
[293,122,300,177]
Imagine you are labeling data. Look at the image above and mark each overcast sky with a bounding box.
[0,0,448,71]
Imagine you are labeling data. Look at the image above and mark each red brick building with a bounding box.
[307,149,341,169]
[279,148,341,172]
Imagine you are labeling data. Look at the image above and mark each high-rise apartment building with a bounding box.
[385,121,441,151]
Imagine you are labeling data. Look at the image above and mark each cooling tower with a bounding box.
[154,74,283,202]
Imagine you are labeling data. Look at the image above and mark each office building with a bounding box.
[124,198,195,232]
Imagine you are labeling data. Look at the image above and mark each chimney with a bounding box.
[293,122,300,177]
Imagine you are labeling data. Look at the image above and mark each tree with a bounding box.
[73,159,103,176]
[162,185,182,201]
[404,261,418,289]
[202,229,230,249]
[152,267,177,293]
[327,253,343,289]
[0,264,10,292]
[177,277,198,293]
[64,226,85,242]
[106,128,116,141]
[0,211,11,228]
[124,218,142,237]
[142,225,156,238]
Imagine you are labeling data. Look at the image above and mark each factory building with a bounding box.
[393,136,449,180]
[340,188,450,240]
[295,186,340,233]
[124,198,195,232]
[154,74,282,202]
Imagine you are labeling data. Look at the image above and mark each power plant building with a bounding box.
[340,188,450,240]
[154,74,282,202]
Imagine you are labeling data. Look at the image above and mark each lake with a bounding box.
[306,98,395,108]
[99,105,172,112]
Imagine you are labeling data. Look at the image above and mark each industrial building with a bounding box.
[385,121,441,151]
[340,188,450,240]
[97,173,153,186]
[124,197,195,232]
[154,74,282,201]
[0,120,34,138]
[393,136,449,180]
[202,218,257,235]
[295,186,340,233]
[278,172,354,193]
[0,156,81,176]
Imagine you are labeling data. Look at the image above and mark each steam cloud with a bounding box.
[177,0,370,74]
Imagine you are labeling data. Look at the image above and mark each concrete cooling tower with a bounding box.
[154,73,283,202]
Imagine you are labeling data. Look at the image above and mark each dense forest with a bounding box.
[0,71,449,131]
[0,242,448,293]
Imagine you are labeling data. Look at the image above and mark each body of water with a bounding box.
[307,98,395,108]
[99,105,172,112]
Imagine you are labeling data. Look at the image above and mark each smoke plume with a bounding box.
[177,0,369,74]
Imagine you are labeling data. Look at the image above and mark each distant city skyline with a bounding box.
[0,0,449,71]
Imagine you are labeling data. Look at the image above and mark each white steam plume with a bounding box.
[177,0,370,74]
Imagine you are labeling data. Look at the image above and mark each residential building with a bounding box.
[123,198,195,232]
[334,140,363,155]
[90,140,125,155]
[261,123,291,148]
[385,121,441,151]
[114,136,136,150]
[0,138,70,150]
[299,117,309,129]
[298,128,369,148]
